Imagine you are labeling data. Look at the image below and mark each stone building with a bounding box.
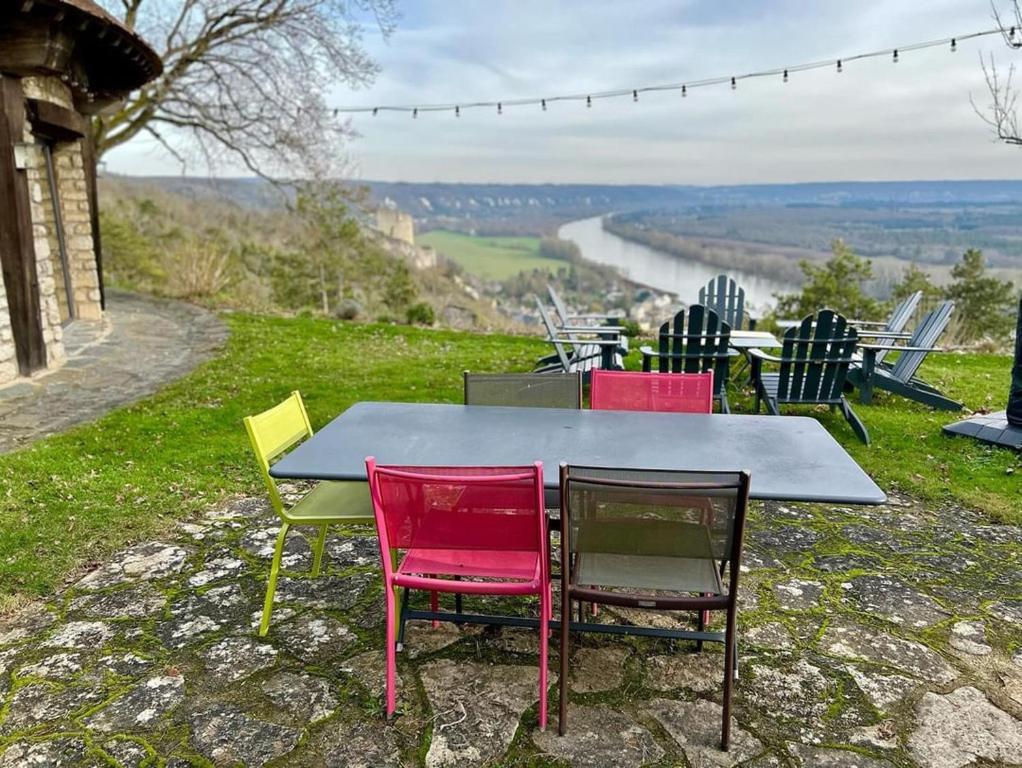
[374,207,415,245]
[0,0,161,384]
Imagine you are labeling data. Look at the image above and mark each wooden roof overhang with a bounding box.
[0,0,162,114]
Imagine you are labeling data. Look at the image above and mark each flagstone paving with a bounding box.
[0,291,226,454]
[1,489,1021,767]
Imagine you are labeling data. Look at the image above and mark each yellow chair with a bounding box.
[244,391,373,636]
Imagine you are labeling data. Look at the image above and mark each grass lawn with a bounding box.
[418,229,566,280]
[0,312,1018,609]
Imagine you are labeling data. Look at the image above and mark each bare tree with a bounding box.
[93,0,398,179]
[973,1,1022,144]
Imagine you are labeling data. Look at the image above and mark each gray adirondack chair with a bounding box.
[748,309,869,444]
[533,298,626,376]
[849,290,923,365]
[639,304,733,413]
[699,275,756,331]
[846,300,961,410]
[547,285,621,328]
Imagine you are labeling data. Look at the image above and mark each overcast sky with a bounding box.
[104,0,1022,185]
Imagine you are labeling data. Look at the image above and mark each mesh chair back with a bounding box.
[464,371,582,409]
[243,391,314,517]
[644,304,731,398]
[889,300,954,383]
[699,275,748,330]
[590,370,713,414]
[561,465,749,595]
[367,461,545,555]
[776,309,857,403]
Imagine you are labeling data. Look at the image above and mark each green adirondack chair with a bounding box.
[846,300,961,411]
[748,309,869,444]
[640,304,733,413]
[699,275,756,331]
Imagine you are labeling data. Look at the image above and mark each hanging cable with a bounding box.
[332,26,1006,115]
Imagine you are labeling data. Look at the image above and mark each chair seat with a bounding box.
[399,548,542,582]
[576,552,723,594]
[283,481,373,523]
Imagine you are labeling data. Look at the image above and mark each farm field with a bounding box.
[418,229,565,279]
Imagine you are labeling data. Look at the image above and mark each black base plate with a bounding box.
[943,411,1022,449]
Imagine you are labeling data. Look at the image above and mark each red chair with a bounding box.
[590,370,714,414]
[365,458,551,729]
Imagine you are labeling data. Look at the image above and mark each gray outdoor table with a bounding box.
[271,401,885,505]
[728,330,782,351]
[270,401,884,643]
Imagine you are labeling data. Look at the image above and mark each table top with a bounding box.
[729,330,782,350]
[271,402,886,506]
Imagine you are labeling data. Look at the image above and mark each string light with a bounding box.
[334,26,1004,116]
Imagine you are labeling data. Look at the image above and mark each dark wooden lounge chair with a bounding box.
[748,309,869,444]
[846,300,961,411]
[699,274,756,330]
[534,298,626,376]
[639,304,733,413]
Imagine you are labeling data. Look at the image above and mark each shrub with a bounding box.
[406,301,436,326]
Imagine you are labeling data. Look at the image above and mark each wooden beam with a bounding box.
[0,75,45,374]
[81,127,104,310]
[26,98,85,141]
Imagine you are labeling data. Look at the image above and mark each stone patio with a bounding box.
[0,290,227,454]
[1,489,1021,767]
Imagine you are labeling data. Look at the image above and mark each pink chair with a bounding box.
[365,458,551,729]
[590,369,714,414]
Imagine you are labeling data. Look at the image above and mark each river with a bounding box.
[558,215,792,311]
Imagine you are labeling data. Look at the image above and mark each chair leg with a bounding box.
[538,586,549,731]
[839,398,870,445]
[431,587,440,629]
[311,524,328,578]
[397,587,411,649]
[258,522,290,637]
[385,579,398,719]
[559,591,571,736]
[721,610,736,751]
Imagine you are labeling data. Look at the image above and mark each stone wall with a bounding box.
[1,74,106,375]
[0,286,16,385]
[374,208,415,245]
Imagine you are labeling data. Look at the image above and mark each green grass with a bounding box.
[418,230,565,280]
[0,313,1018,608]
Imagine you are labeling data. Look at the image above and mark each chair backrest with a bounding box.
[590,370,713,414]
[560,464,750,596]
[547,285,572,326]
[464,371,582,409]
[873,290,923,365]
[647,304,731,396]
[243,391,314,517]
[535,297,572,371]
[366,460,546,576]
[776,310,858,403]
[889,300,955,383]
[699,275,748,330]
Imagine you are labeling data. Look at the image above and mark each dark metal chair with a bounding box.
[464,371,582,410]
[846,301,961,411]
[640,304,733,413]
[699,274,756,331]
[749,309,869,444]
[558,464,751,750]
